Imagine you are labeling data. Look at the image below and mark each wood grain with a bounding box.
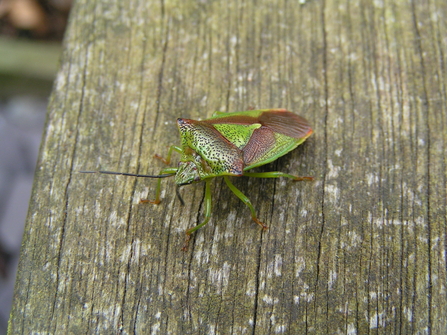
[9,0,447,333]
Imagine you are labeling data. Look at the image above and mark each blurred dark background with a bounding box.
[0,0,72,332]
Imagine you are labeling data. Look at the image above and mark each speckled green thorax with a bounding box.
[176,118,247,184]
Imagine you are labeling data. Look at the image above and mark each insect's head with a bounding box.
[175,161,201,185]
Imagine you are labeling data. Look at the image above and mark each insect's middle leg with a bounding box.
[223,176,267,230]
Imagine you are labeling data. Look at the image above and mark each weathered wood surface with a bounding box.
[9,0,447,333]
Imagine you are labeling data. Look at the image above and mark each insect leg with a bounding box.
[140,167,178,204]
[243,171,313,181]
[223,176,268,230]
[182,179,212,251]
[154,145,183,165]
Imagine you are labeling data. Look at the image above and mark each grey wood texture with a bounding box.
[9,0,447,334]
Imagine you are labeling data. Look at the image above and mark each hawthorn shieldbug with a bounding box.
[81,109,313,250]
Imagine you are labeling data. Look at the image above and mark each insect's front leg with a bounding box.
[154,145,183,165]
[140,167,178,204]
[182,179,212,251]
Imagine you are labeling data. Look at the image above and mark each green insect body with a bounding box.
[82,109,313,250]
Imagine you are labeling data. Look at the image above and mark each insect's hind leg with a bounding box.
[223,176,267,230]
[243,171,313,181]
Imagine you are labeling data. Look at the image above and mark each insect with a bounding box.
[81,109,313,250]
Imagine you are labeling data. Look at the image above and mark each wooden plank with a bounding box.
[9,0,447,333]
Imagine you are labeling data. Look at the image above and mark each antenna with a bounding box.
[79,170,175,178]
